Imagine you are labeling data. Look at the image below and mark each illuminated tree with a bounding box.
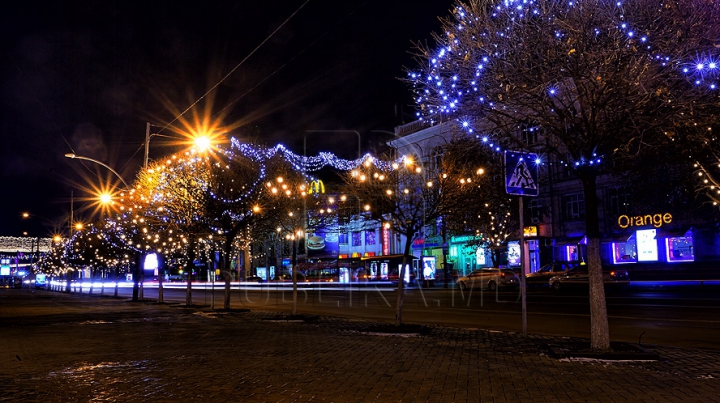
[64,223,131,296]
[117,150,213,305]
[36,236,69,282]
[343,154,475,326]
[410,0,720,350]
[205,148,263,309]
[251,155,309,315]
[440,136,519,268]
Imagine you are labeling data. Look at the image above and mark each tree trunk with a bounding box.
[580,174,611,351]
[292,238,298,316]
[114,266,119,297]
[394,233,413,326]
[185,237,196,306]
[223,232,236,310]
[157,262,164,303]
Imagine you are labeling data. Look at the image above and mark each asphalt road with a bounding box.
[54,281,720,350]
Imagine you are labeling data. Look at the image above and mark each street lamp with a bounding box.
[64,153,129,188]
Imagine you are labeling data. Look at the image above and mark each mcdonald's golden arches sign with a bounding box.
[308,180,325,194]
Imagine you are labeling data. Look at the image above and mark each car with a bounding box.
[456,268,520,291]
[525,262,578,286]
[548,266,630,291]
[269,274,293,282]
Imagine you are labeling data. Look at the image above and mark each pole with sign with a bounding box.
[505,150,540,338]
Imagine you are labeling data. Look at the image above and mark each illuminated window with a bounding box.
[666,236,694,262]
[612,242,637,264]
[565,245,579,261]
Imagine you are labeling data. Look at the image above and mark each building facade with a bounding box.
[389,119,720,280]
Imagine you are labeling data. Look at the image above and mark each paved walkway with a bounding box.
[1,289,719,402]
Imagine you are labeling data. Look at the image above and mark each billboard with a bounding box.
[306,229,339,257]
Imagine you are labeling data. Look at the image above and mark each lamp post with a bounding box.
[145,122,214,168]
[64,153,129,188]
[144,122,168,168]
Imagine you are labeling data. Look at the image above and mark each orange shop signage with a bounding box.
[617,213,672,229]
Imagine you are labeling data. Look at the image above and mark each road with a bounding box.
[51,281,720,350]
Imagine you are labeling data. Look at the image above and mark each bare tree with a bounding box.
[441,136,519,268]
[206,148,263,309]
[342,155,477,326]
[251,154,309,315]
[410,0,720,350]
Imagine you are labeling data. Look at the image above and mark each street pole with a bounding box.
[144,122,151,168]
[66,191,73,293]
[519,197,527,337]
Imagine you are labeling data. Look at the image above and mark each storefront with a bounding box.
[604,227,695,265]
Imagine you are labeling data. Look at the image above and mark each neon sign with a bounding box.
[618,213,672,229]
[308,180,325,194]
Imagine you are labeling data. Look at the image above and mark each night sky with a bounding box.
[1,0,453,237]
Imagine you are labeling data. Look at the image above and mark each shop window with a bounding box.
[612,242,637,264]
[338,233,348,245]
[563,193,585,220]
[565,245,579,261]
[666,236,694,262]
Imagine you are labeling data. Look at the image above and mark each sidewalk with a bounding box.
[1,289,719,402]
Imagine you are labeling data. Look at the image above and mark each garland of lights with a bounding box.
[230,139,398,172]
[0,237,53,253]
[407,0,719,168]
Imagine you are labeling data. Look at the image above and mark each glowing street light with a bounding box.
[99,192,113,205]
[194,136,211,152]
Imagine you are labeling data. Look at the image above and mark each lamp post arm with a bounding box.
[64,154,129,188]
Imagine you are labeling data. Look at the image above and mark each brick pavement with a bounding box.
[1,289,719,402]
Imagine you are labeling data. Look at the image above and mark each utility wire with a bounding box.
[160,0,311,132]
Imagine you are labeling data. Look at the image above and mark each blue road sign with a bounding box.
[505,151,539,196]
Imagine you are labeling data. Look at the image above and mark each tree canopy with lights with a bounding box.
[409,0,720,349]
[440,136,518,266]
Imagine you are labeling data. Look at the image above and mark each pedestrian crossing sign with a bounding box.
[505,151,539,196]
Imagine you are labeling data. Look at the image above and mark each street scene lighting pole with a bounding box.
[64,153,129,188]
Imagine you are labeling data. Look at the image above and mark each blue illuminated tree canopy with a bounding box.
[408,0,720,350]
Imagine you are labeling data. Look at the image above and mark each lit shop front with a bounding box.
[606,213,692,264]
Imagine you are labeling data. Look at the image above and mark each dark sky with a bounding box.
[1,0,453,237]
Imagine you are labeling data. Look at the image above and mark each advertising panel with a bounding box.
[422,256,436,280]
[636,229,658,262]
[306,229,339,258]
[144,253,159,275]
